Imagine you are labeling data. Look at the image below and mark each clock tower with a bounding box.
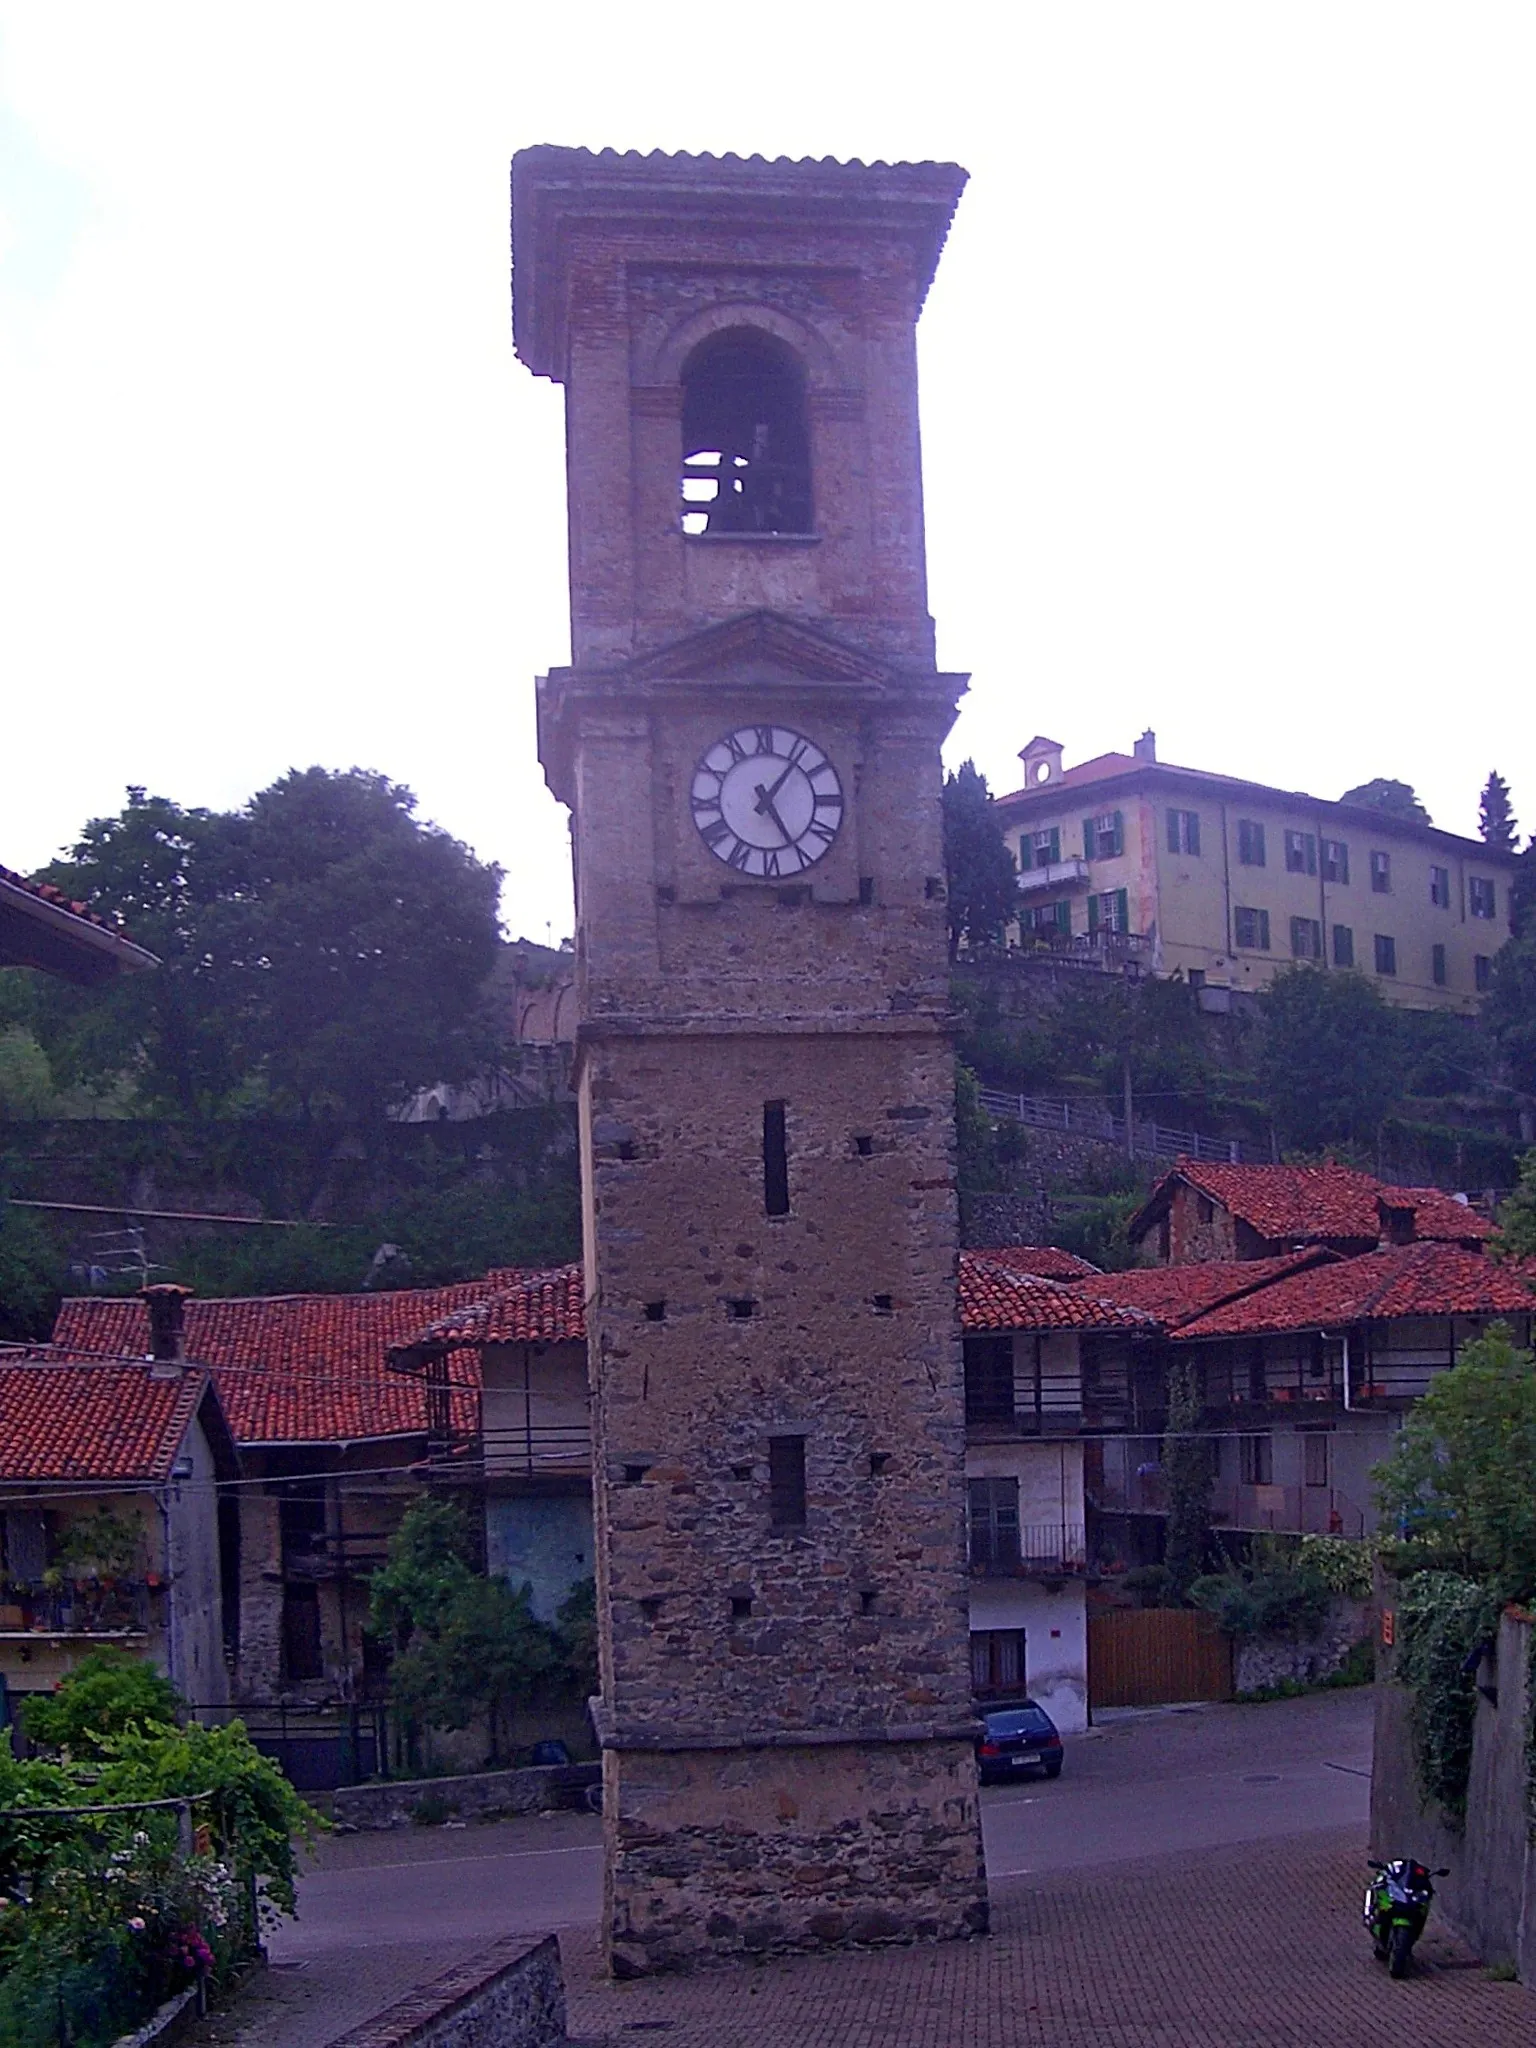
[512,147,987,1975]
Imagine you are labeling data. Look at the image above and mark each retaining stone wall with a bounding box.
[323,1934,564,2048]
[332,1763,595,1831]
[1233,1598,1371,1694]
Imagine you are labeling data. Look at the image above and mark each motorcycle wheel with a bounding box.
[1388,1925,1414,1978]
[1372,1940,1388,1962]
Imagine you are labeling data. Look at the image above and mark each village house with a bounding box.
[1128,1158,1494,1264]
[991,734,1516,1012]
[0,861,158,985]
[49,1275,525,1704]
[0,1289,238,1722]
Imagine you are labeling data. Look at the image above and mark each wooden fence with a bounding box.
[1088,1607,1233,1708]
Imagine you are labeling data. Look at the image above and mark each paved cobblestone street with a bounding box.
[564,1831,1536,2047]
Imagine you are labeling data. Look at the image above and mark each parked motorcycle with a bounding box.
[1363,1858,1449,1977]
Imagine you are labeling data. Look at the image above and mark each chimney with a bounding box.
[141,1283,193,1376]
[1133,730,1157,763]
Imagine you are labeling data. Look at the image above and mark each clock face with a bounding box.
[690,725,845,878]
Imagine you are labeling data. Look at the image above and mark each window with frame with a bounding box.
[1088,889,1129,936]
[964,1334,1015,1426]
[1083,811,1124,860]
[1239,1434,1274,1487]
[967,1477,1021,1571]
[1475,954,1492,993]
[1018,826,1062,872]
[1469,876,1497,919]
[1167,809,1201,856]
[1290,916,1323,961]
[1332,924,1354,968]
[1237,819,1266,867]
[1369,849,1391,893]
[1374,933,1397,976]
[970,1627,1026,1696]
[1432,944,1447,987]
[1429,865,1451,909]
[1322,839,1349,884]
[1234,906,1270,950]
[1021,899,1072,937]
[1284,829,1318,875]
[1302,1432,1329,1489]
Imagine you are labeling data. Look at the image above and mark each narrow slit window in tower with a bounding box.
[763,1099,790,1215]
[680,330,812,537]
[769,1434,807,1528]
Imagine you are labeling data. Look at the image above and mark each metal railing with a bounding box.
[0,1577,152,1636]
[976,1087,1251,1165]
[482,1423,593,1478]
[967,1523,1088,1575]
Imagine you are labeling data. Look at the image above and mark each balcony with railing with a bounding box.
[967,1523,1089,1577]
[1210,1481,1368,1541]
[484,1422,593,1481]
[0,1577,153,1639]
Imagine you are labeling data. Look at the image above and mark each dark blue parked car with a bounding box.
[975,1699,1063,1784]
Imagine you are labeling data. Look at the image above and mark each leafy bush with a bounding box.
[1374,1326,1536,1602]
[1294,1534,1373,1600]
[1393,1571,1500,1818]
[1187,1541,1334,1639]
[21,1651,180,1761]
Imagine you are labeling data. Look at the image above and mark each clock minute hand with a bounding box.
[752,781,793,845]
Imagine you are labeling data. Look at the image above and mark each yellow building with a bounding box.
[992,734,1514,1013]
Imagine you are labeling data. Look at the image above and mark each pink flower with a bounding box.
[128,1917,146,1932]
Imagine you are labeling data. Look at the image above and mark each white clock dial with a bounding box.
[690,725,845,878]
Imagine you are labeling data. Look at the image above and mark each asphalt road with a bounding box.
[273,1687,1374,1957]
[194,1689,1377,2045]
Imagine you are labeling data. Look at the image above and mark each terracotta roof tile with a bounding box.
[390,1266,587,1360]
[1131,1159,1492,1247]
[0,1362,209,1482]
[967,1245,1103,1281]
[1060,1254,1333,1328]
[958,1255,1157,1333]
[1172,1241,1536,1340]
[49,1279,539,1445]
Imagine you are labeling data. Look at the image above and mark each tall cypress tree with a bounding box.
[1479,771,1518,853]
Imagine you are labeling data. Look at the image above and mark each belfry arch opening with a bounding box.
[679,328,812,537]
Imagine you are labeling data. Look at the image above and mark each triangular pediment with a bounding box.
[622,611,895,688]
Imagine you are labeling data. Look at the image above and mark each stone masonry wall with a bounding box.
[324,1932,564,2048]
[605,1737,985,1976]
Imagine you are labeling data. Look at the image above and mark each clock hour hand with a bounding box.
[752,781,793,844]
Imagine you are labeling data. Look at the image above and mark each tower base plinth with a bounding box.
[602,1736,988,1976]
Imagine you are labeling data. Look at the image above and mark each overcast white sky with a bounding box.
[3,5,1532,944]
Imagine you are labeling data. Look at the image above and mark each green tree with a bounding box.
[1493,1150,1536,1261]
[1482,936,1536,1097]
[1163,1357,1215,1598]
[1339,777,1432,825]
[1255,967,1401,1149]
[1373,1326,1536,1601]
[368,1498,559,1765]
[941,762,1017,960]
[32,771,503,1120]
[21,1651,180,1760]
[1479,771,1518,853]
[0,1199,65,1341]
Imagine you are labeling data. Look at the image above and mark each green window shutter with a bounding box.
[1088,894,1101,933]
[1083,816,1096,861]
[1116,888,1129,933]
[1056,899,1071,935]
[1018,835,1033,872]
[1111,811,1124,857]
[1047,827,1060,864]
[1166,811,1180,854]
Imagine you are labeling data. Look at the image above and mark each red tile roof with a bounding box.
[0,863,159,981]
[1172,1241,1536,1340]
[959,1255,1157,1332]
[1060,1254,1334,1327]
[48,1278,535,1445]
[390,1266,587,1361]
[1130,1159,1492,1248]
[0,1362,212,1482]
[967,1245,1103,1281]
